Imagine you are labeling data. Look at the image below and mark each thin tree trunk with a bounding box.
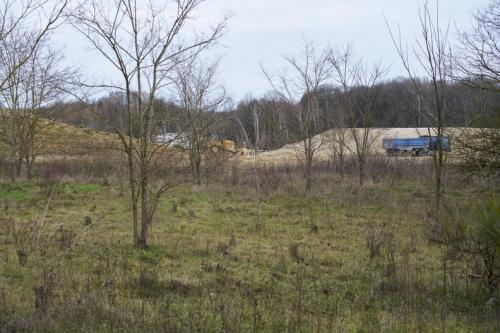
[10,115,17,183]
[304,138,313,194]
[339,150,345,179]
[16,152,23,177]
[125,88,138,247]
[139,172,149,248]
[195,157,202,185]
[26,155,34,180]
[358,157,365,186]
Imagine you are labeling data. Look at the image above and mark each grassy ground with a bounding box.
[0,175,498,332]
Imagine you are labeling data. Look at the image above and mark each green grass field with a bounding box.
[0,175,498,332]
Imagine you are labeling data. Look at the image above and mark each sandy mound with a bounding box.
[247,127,469,164]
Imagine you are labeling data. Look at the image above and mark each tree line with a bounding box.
[45,76,499,151]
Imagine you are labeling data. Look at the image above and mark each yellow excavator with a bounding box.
[209,138,237,153]
[207,133,238,153]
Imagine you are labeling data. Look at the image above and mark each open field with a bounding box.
[0,120,498,331]
[0,163,498,332]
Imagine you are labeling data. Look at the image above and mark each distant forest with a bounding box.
[53,77,499,150]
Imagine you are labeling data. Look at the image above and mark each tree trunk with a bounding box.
[194,158,202,185]
[26,160,32,180]
[10,119,17,183]
[339,150,345,180]
[25,154,34,180]
[128,151,138,247]
[358,158,365,186]
[139,176,149,248]
[138,152,150,248]
[16,153,23,177]
[190,148,202,186]
[304,151,313,194]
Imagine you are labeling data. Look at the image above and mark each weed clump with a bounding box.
[33,267,55,317]
[289,243,302,262]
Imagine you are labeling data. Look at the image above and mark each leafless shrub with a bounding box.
[289,243,303,263]
[289,264,307,332]
[366,228,382,259]
[37,155,118,181]
[136,265,159,299]
[33,266,55,317]
[228,235,237,247]
[0,156,10,176]
[216,241,230,255]
[53,226,76,252]
[10,219,36,266]
[204,150,232,183]
[15,249,28,266]
[37,160,71,181]
[201,261,227,273]
[170,202,177,214]
[272,253,288,277]
[215,156,436,197]
[84,216,92,226]
[230,160,241,186]
[3,199,10,213]
[382,230,397,280]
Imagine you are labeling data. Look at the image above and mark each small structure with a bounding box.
[155,132,189,149]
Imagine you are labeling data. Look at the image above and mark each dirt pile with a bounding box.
[246,127,470,164]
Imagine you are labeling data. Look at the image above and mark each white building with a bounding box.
[155,132,189,149]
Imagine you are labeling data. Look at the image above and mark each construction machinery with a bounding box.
[208,133,238,153]
[209,138,237,153]
[382,135,451,156]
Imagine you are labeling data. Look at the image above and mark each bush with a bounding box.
[437,195,500,292]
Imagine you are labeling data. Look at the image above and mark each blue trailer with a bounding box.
[382,135,451,156]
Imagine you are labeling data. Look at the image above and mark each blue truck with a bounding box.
[382,135,451,156]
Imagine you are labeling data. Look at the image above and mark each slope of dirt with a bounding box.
[40,122,122,155]
[0,118,122,158]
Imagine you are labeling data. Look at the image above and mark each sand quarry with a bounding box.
[243,127,470,164]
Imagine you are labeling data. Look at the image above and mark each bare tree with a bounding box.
[350,65,385,186]
[172,57,226,185]
[0,27,30,181]
[12,42,69,179]
[263,39,333,193]
[0,0,68,182]
[387,0,452,215]
[251,103,262,228]
[329,45,385,185]
[0,0,68,90]
[70,0,227,248]
[328,45,356,180]
[327,93,349,179]
[454,0,500,179]
[456,0,499,93]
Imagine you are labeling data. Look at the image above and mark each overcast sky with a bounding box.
[59,0,489,102]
